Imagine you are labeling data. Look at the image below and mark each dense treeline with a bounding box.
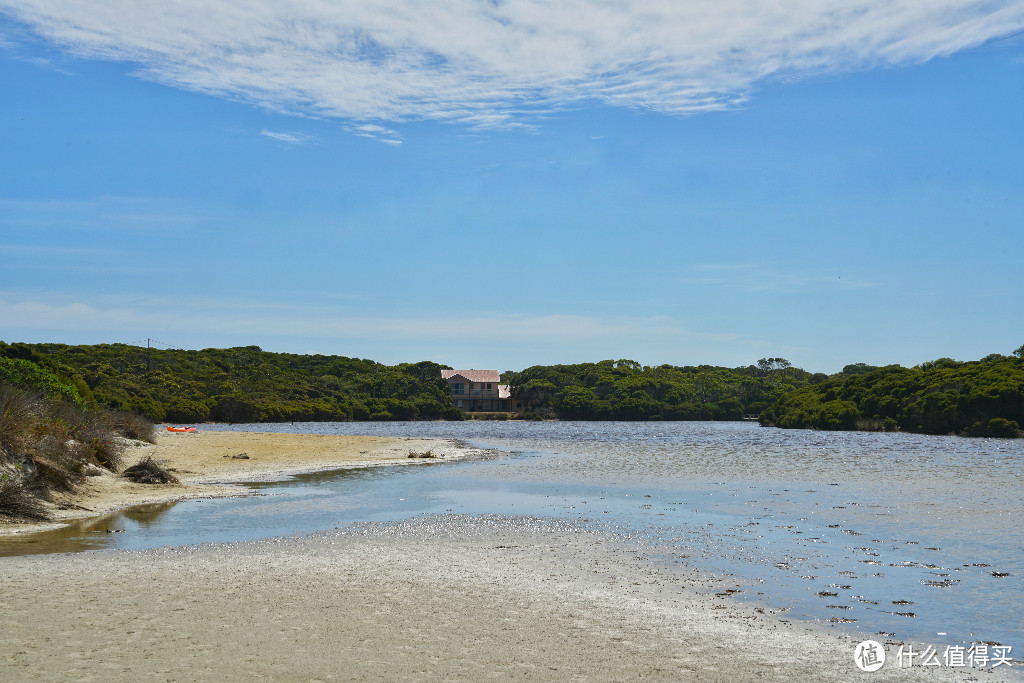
[503,358,817,420]
[2,340,1021,437]
[0,342,462,423]
[760,348,1024,437]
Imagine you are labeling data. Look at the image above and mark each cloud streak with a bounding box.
[259,129,311,144]
[2,1,1021,129]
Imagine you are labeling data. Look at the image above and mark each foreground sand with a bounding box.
[0,516,1015,683]
[0,429,474,534]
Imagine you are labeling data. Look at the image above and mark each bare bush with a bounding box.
[32,454,80,493]
[0,383,39,464]
[112,411,157,444]
[0,476,50,521]
[123,456,179,484]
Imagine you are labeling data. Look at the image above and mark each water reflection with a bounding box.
[0,501,179,557]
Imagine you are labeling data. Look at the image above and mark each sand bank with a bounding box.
[0,515,1015,683]
[0,429,477,535]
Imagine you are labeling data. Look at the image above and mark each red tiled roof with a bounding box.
[442,369,500,383]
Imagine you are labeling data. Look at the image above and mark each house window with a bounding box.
[457,399,463,407]
[486,384,492,390]
[452,383,464,395]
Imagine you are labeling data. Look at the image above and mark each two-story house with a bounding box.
[441,369,522,412]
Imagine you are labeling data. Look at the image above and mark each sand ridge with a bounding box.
[0,429,478,535]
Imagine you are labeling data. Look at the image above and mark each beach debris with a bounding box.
[407,449,437,459]
[122,456,179,485]
[227,453,250,459]
[830,617,857,623]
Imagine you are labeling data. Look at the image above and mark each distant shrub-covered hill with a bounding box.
[759,349,1024,438]
[2,341,1020,437]
[0,342,462,423]
[502,357,813,420]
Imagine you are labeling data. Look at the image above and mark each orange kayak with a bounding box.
[166,426,197,433]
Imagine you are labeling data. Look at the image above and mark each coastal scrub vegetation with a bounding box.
[0,342,463,424]
[759,350,1024,437]
[0,360,155,521]
[1,341,1020,438]
[502,358,808,421]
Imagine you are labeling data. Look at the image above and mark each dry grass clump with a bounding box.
[122,456,179,484]
[0,477,49,521]
[111,411,157,444]
[0,380,149,521]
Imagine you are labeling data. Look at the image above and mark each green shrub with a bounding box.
[164,399,211,424]
[968,418,1022,438]
[0,357,80,404]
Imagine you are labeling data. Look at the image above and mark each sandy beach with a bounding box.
[0,429,475,535]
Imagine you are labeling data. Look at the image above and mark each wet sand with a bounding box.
[0,516,1015,682]
[0,429,473,535]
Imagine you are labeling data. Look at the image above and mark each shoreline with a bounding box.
[0,429,483,536]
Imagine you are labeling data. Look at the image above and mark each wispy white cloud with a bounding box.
[259,129,311,144]
[345,123,403,145]
[678,263,880,293]
[2,1,1021,129]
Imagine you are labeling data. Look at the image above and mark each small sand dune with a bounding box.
[1,429,474,535]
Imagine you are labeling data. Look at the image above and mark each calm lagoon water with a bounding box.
[3,421,1021,649]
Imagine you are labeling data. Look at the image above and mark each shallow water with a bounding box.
[2,421,1021,650]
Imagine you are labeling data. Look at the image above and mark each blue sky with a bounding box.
[1,2,1022,374]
